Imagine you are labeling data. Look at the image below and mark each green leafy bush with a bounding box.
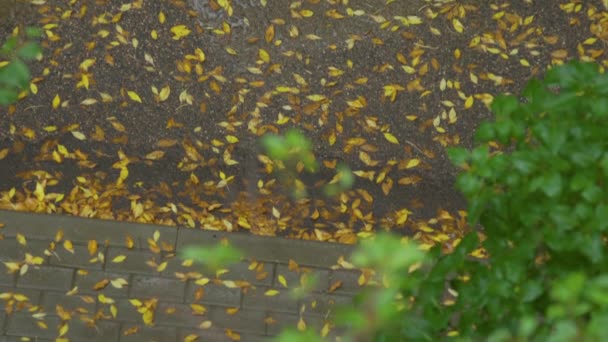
[436,60,608,340]
[0,26,42,105]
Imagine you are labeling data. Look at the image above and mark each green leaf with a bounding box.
[0,36,18,56]
[274,329,320,342]
[17,42,41,60]
[474,121,495,143]
[447,147,469,167]
[491,95,519,119]
[542,172,563,198]
[285,128,310,150]
[581,184,602,203]
[25,27,43,38]
[0,59,30,89]
[521,280,543,302]
[0,88,19,105]
[551,272,586,303]
[261,134,288,160]
[337,163,354,188]
[518,315,538,338]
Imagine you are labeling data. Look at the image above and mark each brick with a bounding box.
[329,269,363,294]
[166,258,275,287]
[221,261,275,287]
[112,299,143,324]
[49,242,104,270]
[2,337,54,342]
[111,300,208,328]
[106,247,161,275]
[0,286,41,306]
[185,282,241,307]
[0,238,49,263]
[40,291,97,313]
[274,264,330,292]
[5,312,60,339]
[176,229,355,268]
[298,293,353,316]
[65,317,120,342]
[208,306,267,334]
[0,268,16,286]
[155,302,210,328]
[16,266,73,291]
[265,312,324,335]
[74,269,131,298]
[119,325,177,342]
[130,275,186,303]
[241,286,297,313]
[0,210,177,249]
[177,327,268,342]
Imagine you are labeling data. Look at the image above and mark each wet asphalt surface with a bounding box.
[0,0,602,245]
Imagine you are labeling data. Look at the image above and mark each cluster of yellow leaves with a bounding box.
[130,297,158,326]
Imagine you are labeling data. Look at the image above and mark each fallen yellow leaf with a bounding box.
[112,255,127,263]
[52,94,61,109]
[383,132,399,144]
[264,289,280,296]
[127,91,142,103]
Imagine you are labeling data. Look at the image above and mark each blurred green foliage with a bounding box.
[0,26,42,105]
[180,242,243,273]
[261,128,353,199]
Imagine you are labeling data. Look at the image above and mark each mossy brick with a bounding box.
[49,242,104,270]
[130,275,186,303]
[185,281,241,307]
[0,286,41,306]
[241,286,298,313]
[16,266,73,291]
[74,269,131,297]
[105,247,161,275]
[118,325,177,342]
[5,312,60,339]
[328,269,363,295]
[0,238,49,263]
[0,210,177,249]
[176,229,355,268]
[40,291,97,313]
[274,263,330,292]
[177,327,268,342]
[208,306,267,335]
[298,293,353,316]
